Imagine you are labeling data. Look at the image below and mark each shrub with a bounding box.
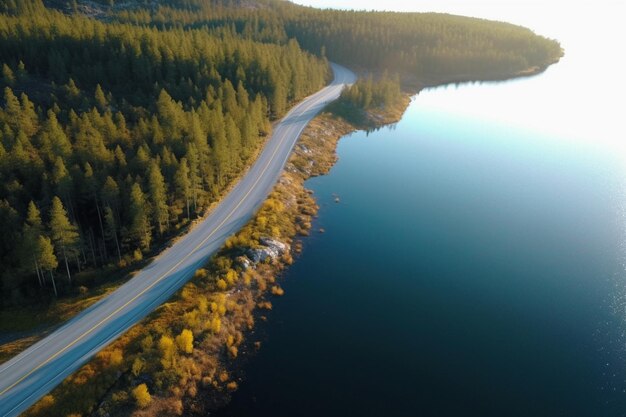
[158,336,176,369]
[132,358,145,377]
[194,268,208,279]
[210,316,221,334]
[109,349,123,366]
[216,279,227,290]
[225,269,238,285]
[132,383,151,408]
[183,309,199,328]
[198,296,208,313]
[257,301,272,310]
[140,335,153,351]
[243,271,253,286]
[70,364,96,385]
[111,390,129,404]
[30,395,55,414]
[176,329,194,354]
[271,286,285,296]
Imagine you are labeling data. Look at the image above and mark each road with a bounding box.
[0,63,356,417]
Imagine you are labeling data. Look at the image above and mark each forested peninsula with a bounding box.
[0,0,561,415]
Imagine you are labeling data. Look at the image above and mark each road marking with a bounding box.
[0,78,343,402]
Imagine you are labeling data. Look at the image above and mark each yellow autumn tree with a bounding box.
[132,383,151,408]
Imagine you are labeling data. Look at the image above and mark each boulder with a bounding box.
[246,237,289,264]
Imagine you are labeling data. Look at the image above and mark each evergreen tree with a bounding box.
[103,206,122,263]
[94,84,107,111]
[102,176,120,212]
[175,157,192,220]
[49,196,79,284]
[40,111,72,161]
[148,161,168,236]
[37,235,58,296]
[185,144,202,213]
[2,64,14,85]
[127,183,151,251]
[21,201,45,287]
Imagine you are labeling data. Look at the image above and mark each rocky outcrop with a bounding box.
[245,237,289,265]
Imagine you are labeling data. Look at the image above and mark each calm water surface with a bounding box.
[218,8,626,416]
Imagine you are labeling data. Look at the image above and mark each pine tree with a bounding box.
[148,161,169,236]
[185,144,202,213]
[103,206,122,263]
[3,87,21,132]
[49,196,79,284]
[127,182,151,251]
[37,235,58,296]
[52,157,73,207]
[175,157,192,220]
[94,84,107,111]
[84,162,106,263]
[2,64,14,85]
[40,110,72,161]
[102,176,120,212]
[21,201,45,287]
[19,93,39,138]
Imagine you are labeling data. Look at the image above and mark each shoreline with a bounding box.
[18,63,559,417]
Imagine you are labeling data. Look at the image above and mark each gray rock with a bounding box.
[246,237,289,264]
[236,256,252,270]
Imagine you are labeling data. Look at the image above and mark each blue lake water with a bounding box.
[217,10,626,416]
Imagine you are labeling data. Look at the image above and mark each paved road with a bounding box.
[0,63,356,417]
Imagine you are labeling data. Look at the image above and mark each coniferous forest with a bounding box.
[0,0,562,305]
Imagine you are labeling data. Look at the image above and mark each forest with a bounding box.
[111,0,562,78]
[0,0,562,305]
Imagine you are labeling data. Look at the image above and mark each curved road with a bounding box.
[0,63,356,417]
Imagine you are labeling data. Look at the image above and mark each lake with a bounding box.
[217,4,626,416]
